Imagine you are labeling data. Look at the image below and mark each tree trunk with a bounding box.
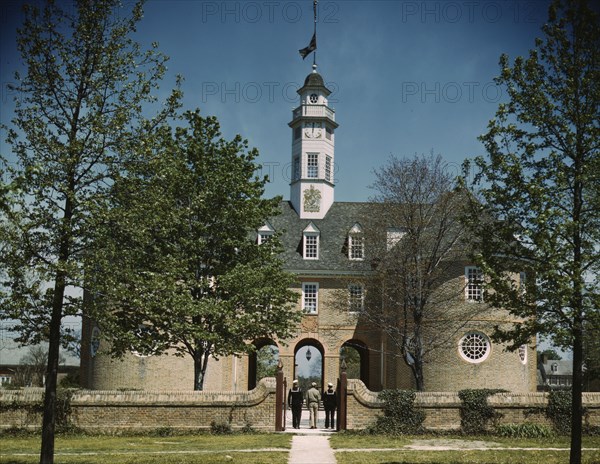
[40,195,73,464]
[570,324,584,464]
[194,349,210,391]
[39,274,66,464]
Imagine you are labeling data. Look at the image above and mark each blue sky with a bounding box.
[1,0,553,202]
[0,0,573,360]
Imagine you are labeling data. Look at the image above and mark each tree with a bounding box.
[462,1,599,462]
[540,349,563,361]
[256,345,280,381]
[0,1,180,462]
[86,110,300,390]
[12,346,64,388]
[353,152,480,391]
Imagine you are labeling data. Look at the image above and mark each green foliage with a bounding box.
[367,390,425,435]
[458,389,506,434]
[546,389,573,435]
[87,110,299,390]
[154,427,174,437]
[495,423,554,438]
[210,420,233,435]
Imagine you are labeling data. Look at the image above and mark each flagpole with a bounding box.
[313,0,317,68]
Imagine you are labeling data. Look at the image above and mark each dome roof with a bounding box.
[303,71,325,88]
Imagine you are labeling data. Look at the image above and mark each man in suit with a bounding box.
[287,379,303,429]
[323,382,337,429]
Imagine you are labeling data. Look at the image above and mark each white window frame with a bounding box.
[303,222,320,260]
[307,153,319,179]
[325,155,332,182]
[302,282,319,314]
[458,331,491,363]
[257,222,275,245]
[465,266,484,302]
[304,234,319,259]
[348,224,365,260]
[348,284,365,312]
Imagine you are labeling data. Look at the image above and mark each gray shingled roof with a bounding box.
[269,201,374,275]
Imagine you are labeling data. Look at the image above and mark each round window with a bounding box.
[459,332,491,363]
[309,93,318,103]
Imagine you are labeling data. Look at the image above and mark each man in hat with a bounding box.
[287,379,303,429]
[323,382,337,429]
[306,381,321,429]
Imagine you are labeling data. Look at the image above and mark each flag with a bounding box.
[299,33,317,59]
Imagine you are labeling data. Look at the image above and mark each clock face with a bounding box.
[309,93,318,104]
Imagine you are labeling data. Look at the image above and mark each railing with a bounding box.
[292,104,335,121]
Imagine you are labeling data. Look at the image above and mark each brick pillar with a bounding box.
[275,360,286,431]
[337,360,347,431]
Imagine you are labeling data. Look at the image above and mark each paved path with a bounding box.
[285,409,337,464]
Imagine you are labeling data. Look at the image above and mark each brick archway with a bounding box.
[341,339,370,389]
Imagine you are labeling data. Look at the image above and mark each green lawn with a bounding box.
[0,434,291,464]
[2,432,600,464]
[331,433,600,464]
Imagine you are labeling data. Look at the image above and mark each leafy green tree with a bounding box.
[540,349,563,361]
[256,345,280,381]
[86,110,299,390]
[463,1,599,462]
[0,1,180,461]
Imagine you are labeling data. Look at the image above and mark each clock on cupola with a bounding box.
[289,64,338,219]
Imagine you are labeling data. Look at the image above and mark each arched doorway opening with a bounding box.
[294,339,324,392]
[248,339,279,390]
[340,339,370,388]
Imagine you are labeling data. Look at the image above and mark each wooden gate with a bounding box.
[275,361,287,431]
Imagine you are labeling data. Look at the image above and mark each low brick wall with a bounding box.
[346,380,600,431]
[3,379,599,433]
[0,378,277,433]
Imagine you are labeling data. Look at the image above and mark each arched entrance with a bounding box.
[340,339,370,388]
[294,339,324,392]
[248,338,279,390]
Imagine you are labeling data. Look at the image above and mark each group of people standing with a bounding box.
[287,379,337,429]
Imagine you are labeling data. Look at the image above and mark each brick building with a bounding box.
[80,66,537,393]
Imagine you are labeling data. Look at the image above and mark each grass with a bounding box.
[1,432,600,464]
[0,433,291,464]
[331,433,600,464]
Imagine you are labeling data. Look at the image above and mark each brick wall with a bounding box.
[0,378,278,433]
[345,379,600,431]
[3,379,598,433]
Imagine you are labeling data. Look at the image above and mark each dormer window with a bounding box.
[303,222,320,260]
[387,228,405,250]
[257,222,275,244]
[348,223,364,260]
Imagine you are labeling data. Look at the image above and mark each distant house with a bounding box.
[0,339,79,387]
[537,353,573,390]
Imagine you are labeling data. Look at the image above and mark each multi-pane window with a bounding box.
[303,283,318,314]
[307,153,319,178]
[304,234,319,259]
[349,235,364,260]
[465,266,483,301]
[348,284,364,312]
[258,233,272,245]
[325,156,332,182]
[293,156,300,181]
[459,332,491,363]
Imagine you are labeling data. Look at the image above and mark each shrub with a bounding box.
[210,420,232,435]
[367,390,425,435]
[546,389,572,435]
[458,389,506,434]
[495,423,554,438]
